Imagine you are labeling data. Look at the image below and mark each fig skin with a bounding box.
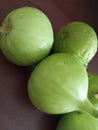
[0,7,54,66]
[53,21,98,66]
[56,111,98,130]
[28,53,95,115]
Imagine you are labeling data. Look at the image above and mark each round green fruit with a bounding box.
[28,53,96,115]
[56,111,98,130]
[53,21,97,66]
[0,7,54,66]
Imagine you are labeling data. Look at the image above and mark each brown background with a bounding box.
[0,0,98,130]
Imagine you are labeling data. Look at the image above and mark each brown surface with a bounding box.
[0,0,98,130]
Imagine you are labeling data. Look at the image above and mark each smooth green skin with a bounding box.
[53,22,98,66]
[88,73,98,111]
[56,111,98,130]
[28,53,94,114]
[0,7,54,66]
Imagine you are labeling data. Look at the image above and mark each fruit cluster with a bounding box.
[0,6,98,130]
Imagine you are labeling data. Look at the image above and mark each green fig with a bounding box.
[0,7,54,66]
[53,21,98,66]
[56,111,98,130]
[28,53,96,115]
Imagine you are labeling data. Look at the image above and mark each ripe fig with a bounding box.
[28,53,96,115]
[56,111,98,130]
[0,7,54,66]
[53,22,98,66]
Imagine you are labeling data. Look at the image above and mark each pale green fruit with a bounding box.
[88,73,98,111]
[0,7,54,66]
[28,53,96,115]
[53,22,98,66]
[56,111,98,130]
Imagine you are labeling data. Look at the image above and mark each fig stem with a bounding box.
[79,99,98,117]
[94,93,98,99]
[0,23,11,37]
